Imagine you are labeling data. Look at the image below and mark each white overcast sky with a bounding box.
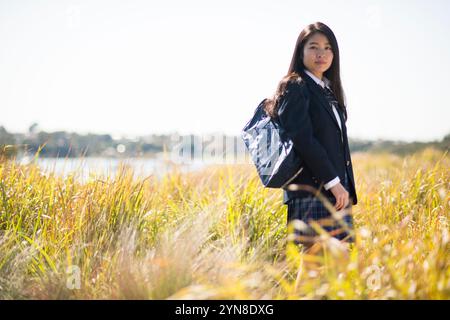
[1,0,449,142]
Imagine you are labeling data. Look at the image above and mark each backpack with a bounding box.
[241,98,303,188]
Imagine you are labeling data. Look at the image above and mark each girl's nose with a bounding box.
[317,49,326,58]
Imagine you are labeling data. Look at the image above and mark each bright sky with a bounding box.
[1,0,449,142]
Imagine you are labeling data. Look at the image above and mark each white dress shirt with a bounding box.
[303,69,341,190]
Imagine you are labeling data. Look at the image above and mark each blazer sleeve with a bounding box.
[277,81,339,184]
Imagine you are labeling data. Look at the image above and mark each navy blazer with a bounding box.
[277,72,358,205]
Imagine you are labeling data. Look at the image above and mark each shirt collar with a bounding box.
[304,69,331,89]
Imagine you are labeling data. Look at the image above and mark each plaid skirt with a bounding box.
[286,171,355,243]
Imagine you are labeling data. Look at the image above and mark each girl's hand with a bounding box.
[330,183,349,210]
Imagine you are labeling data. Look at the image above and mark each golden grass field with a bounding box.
[0,148,448,299]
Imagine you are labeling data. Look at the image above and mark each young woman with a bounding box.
[264,22,358,247]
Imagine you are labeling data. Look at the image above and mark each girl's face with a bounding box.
[302,32,333,79]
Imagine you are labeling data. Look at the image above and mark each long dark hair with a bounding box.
[264,22,347,121]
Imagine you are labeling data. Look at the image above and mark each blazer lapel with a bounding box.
[302,74,341,130]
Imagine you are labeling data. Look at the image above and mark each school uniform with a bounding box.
[276,69,358,243]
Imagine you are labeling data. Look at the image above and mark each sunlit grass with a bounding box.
[0,147,448,299]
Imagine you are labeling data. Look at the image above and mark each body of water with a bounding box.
[16,155,210,182]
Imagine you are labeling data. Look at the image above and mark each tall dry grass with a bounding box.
[0,148,448,299]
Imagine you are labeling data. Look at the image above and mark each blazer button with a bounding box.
[346,160,350,166]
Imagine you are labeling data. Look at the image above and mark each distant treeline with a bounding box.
[0,126,167,158]
[348,135,449,156]
[0,125,449,158]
